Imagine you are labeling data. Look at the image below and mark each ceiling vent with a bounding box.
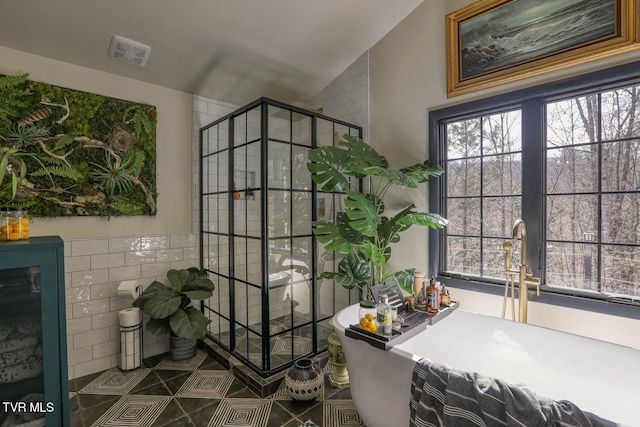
[107,35,151,67]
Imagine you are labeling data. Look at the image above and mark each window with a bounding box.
[429,61,640,312]
[445,111,522,280]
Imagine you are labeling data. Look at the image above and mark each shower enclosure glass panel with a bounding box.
[200,98,362,377]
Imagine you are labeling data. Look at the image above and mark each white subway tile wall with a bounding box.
[63,52,368,379]
[306,51,369,144]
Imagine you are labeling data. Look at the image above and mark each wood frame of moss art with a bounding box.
[0,73,157,217]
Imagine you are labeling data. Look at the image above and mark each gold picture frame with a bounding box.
[446,0,640,97]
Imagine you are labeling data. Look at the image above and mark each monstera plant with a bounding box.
[307,134,447,300]
[134,267,214,360]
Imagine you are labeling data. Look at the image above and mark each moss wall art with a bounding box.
[0,73,157,217]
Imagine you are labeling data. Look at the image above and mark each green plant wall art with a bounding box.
[0,73,157,217]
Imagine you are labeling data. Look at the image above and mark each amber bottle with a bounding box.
[426,274,439,313]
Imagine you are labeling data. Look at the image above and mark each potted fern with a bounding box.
[307,134,447,300]
[134,267,214,361]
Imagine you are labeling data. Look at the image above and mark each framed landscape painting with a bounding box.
[446,0,640,97]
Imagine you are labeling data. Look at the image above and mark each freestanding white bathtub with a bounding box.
[332,304,640,427]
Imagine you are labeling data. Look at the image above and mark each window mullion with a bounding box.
[520,99,545,280]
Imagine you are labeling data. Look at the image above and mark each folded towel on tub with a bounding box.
[409,358,618,427]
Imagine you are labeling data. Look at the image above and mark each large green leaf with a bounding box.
[336,212,367,244]
[373,163,445,189]
[169,307,212,340]
[380,205,416,247]
[340,134,388,170]
[319,272,358,289]
[399,162,444,186]
[337,253,371,286]
[395,268,417,294]
[364,193,384,216]
[167,269,189,291]
[397,212,449,229]
[344,190,379,237]
[307,146,351,191]
[133,281,167,308]
[312,220,351,253]
[143,288,182,319]
[182,276,215,300]
[145,317,172,336]
[358,241,386,268]
[319,253,371,290]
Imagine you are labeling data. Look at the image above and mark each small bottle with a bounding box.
[427,274,439,313]
[413,271,425,307]
[376,295,392,337]
[439,284,450,307]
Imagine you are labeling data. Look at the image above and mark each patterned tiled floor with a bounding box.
[70,350,365,427]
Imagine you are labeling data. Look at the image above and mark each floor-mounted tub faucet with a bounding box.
[501,241,517,320]
[506,219,540,323]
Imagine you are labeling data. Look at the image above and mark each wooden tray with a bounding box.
[345,301,459,350]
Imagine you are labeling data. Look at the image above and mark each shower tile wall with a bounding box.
[307,51,369,143]
[62,51,369,381]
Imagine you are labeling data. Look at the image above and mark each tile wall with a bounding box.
[64,234,197,379]
[306,51,370,143]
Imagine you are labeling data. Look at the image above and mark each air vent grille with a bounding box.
[108,35,150,67]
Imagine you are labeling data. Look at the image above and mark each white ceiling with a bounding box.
[0,0,423,106]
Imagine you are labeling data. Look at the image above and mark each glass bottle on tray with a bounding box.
[376,295,392,337]
[427,274,439,314]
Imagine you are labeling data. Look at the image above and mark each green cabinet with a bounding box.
[0,236,69,426]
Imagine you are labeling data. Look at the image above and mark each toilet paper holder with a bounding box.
[120,284,144,371]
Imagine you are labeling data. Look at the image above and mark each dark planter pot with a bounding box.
[170,335,197,361]
[285,358,324,402]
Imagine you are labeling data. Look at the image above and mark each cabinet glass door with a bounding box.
[0,249,60,426]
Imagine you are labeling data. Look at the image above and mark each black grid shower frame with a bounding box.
[443,112,522,280]
[199,97,362,378]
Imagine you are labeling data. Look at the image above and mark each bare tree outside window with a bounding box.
[445,111,522,279]
[546,85,640,297]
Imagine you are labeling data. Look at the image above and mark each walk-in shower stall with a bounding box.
[200,98,362,377]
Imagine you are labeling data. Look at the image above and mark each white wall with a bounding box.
[369,1,640,349]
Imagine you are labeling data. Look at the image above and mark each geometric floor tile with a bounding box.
[154,349,208,370]
[207,398,272,427]
[270,324,286,335]
[270,380,291,401]
[322,359,336,374]
[271,336,312,356]
[73,349,363,427]
[323,400,365,427]
[89,395,172,427]
[174,370,235,399]
[248,353,263,367]
[79,368,152,395]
